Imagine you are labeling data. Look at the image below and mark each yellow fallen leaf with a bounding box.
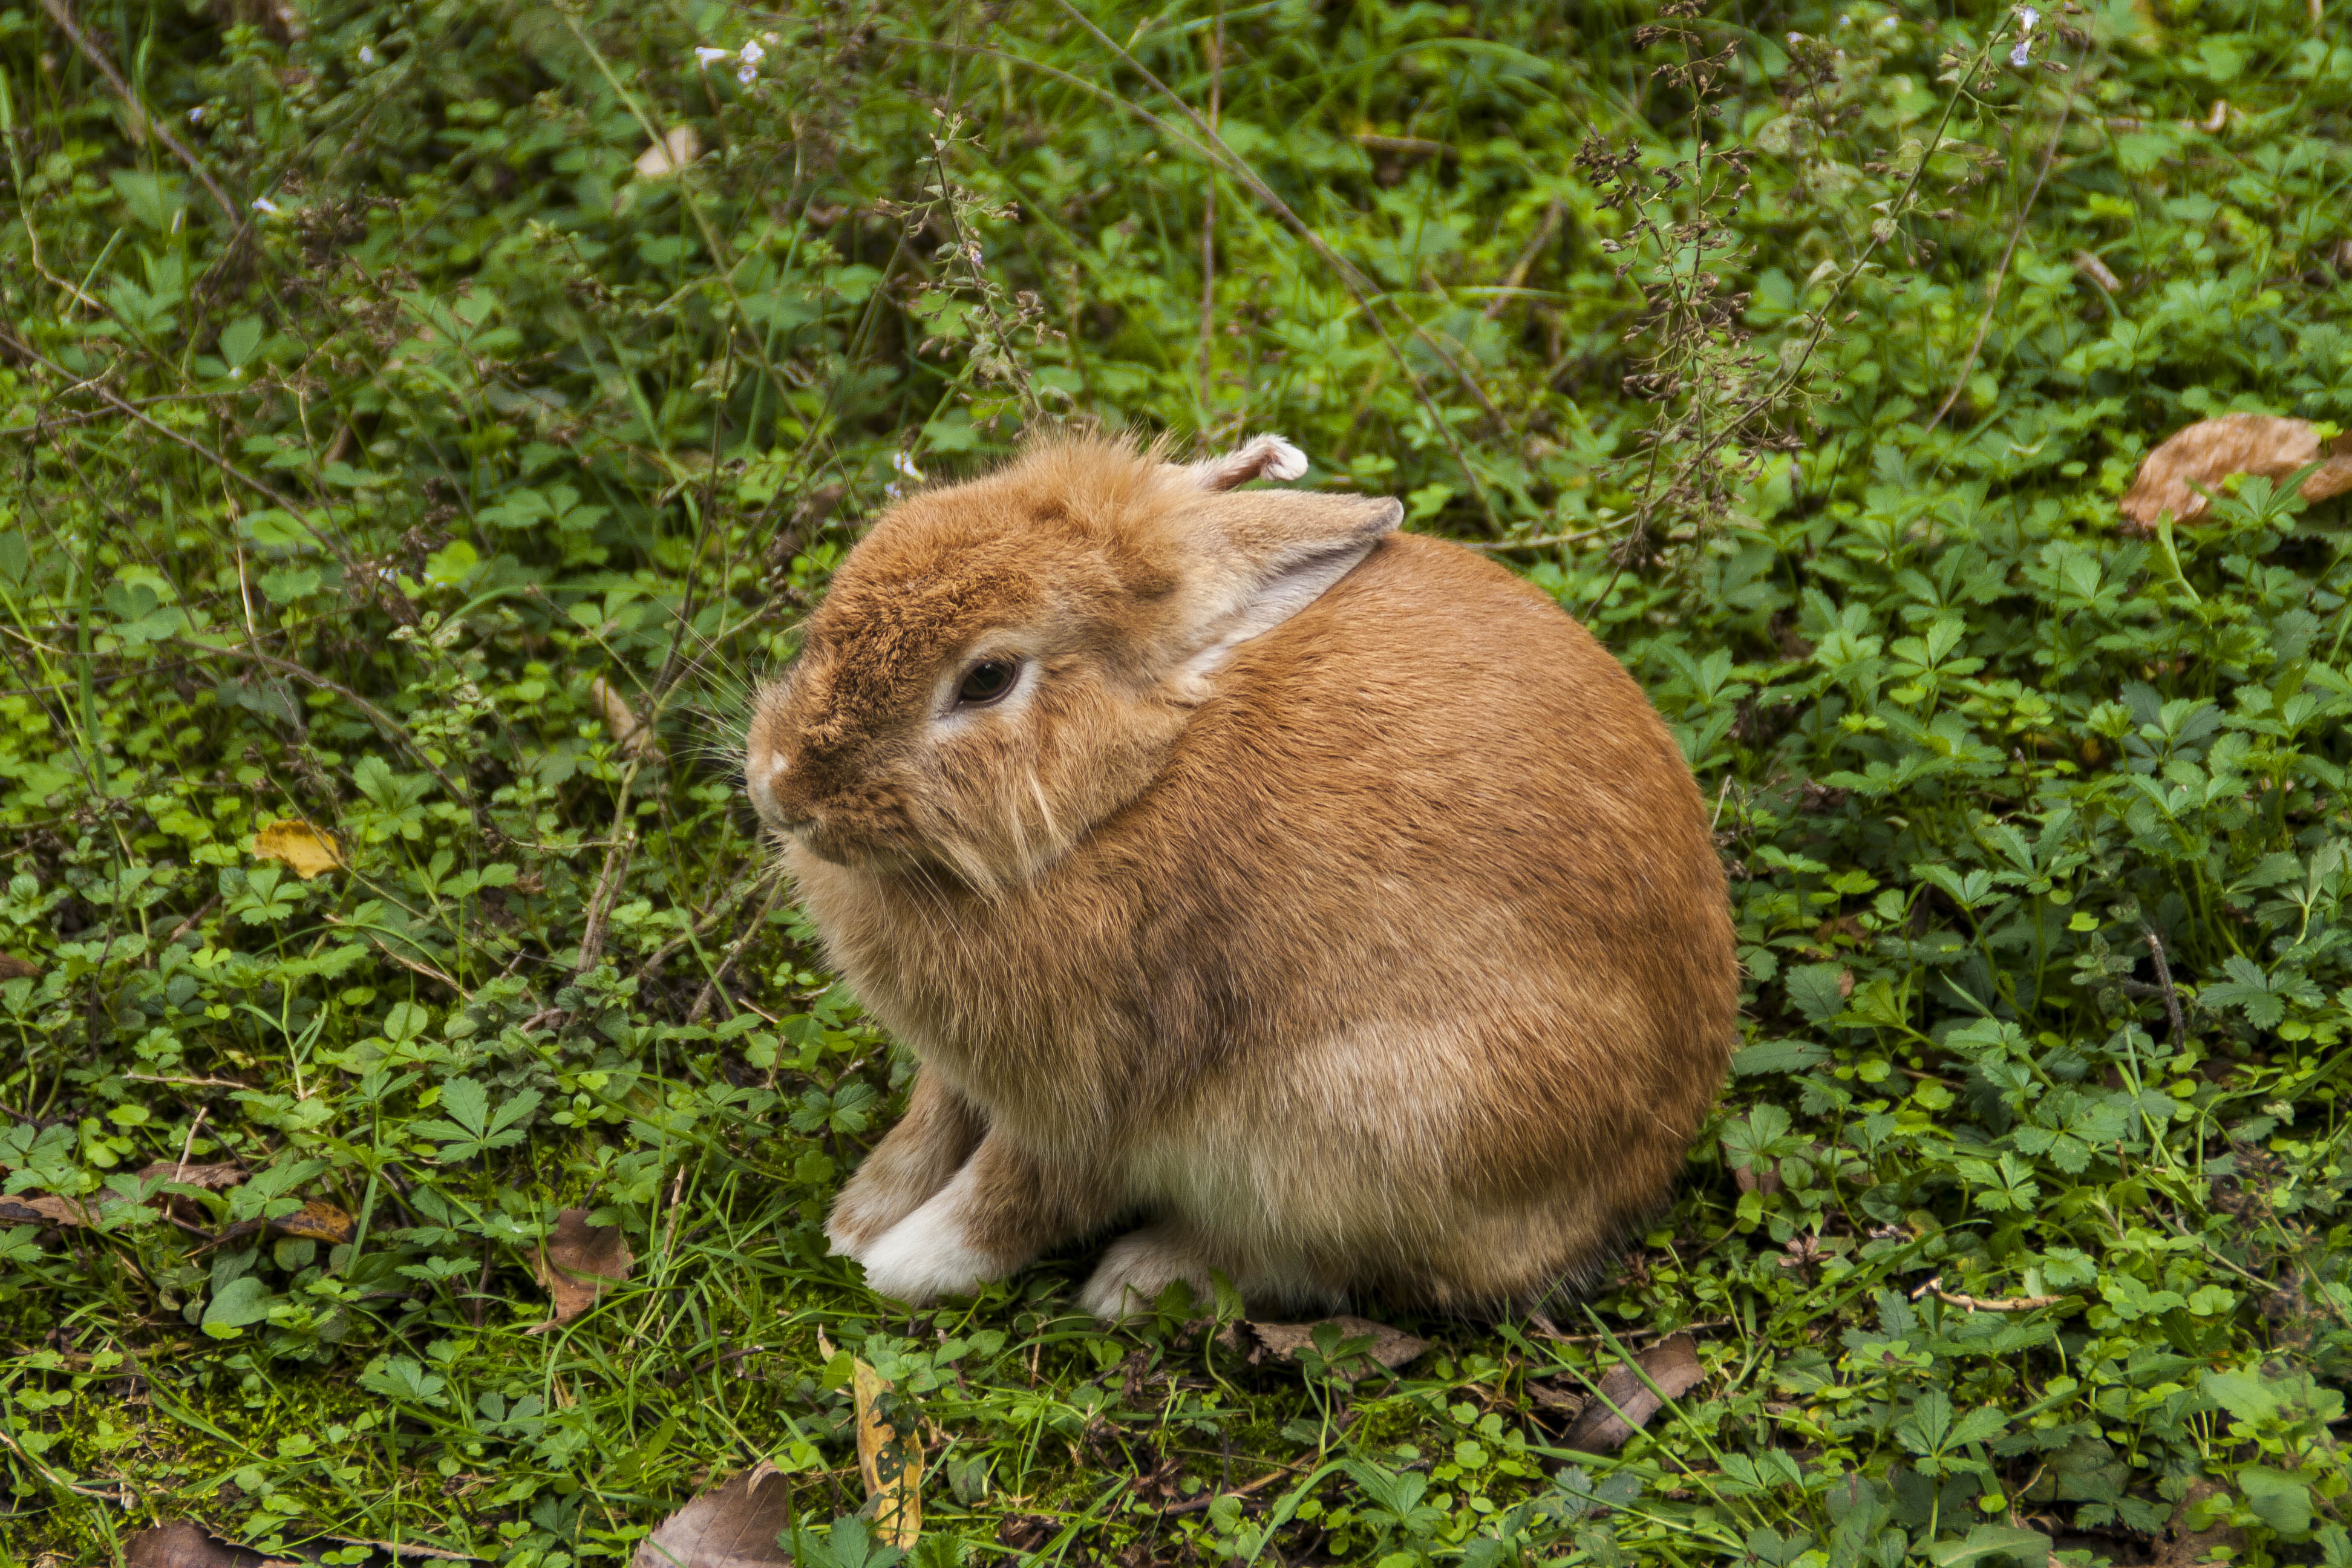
[253,820,342,879]
[271,1199,355,1244]
[852,1357,923,1549]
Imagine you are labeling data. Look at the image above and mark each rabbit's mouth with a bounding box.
[787,821,862,866]
[773,807,916,870]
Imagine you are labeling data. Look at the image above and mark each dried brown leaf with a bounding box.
[1236,1315,1431,1372]
[527,1208,634,1331]
[1527,1380,1585,1417]
[134,1161,246,1190]
[854,1357,924,1549]
[253,820,343,879]
[590,678,665,763]
[123,1521,302,1568]
[0,1193,101,1227]
[214,1199,359,1250]
[632,1462,794,1568]
[1556,1331,1705,1454]
[0,953,38,980]
[0,1170,253,1233]
[2120,413,2352,529]
[995,1515,1056,1552]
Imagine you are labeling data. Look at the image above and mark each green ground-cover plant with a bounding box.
[2,0,2351,1561]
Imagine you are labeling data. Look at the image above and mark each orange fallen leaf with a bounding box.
[253,820,342,879]
[527,1207,634,1332]
[2120,413,2352,530]
[214,1200,357,1249]
[853,1357,924,1549]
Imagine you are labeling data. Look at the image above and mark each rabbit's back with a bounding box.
[1100,532,1736,1298]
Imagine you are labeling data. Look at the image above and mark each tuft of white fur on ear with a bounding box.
[1189,434,1309,492]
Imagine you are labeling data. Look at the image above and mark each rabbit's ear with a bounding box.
[1174,489,1403,677]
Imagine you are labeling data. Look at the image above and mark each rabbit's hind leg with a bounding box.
[825,1070,984,1261]
[1079,1221,1215,1322]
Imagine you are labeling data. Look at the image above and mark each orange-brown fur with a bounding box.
[743,435,1737,1315]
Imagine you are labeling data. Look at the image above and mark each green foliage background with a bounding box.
[2,0,2351,1561]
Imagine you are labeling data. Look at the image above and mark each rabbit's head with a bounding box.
[745,434,1400,890]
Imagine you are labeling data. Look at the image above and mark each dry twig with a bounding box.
[1909,1275,2070,1312]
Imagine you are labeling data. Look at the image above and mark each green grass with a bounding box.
[4,0,2352,1562]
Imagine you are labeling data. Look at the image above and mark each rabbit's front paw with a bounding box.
[824,1183,915,1263]
[857,1183,1002,1304]
[1080,1224,1215,1322]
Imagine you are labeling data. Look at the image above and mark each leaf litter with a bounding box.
[124,1520,302,1568]
[2119,413,2352,528]
[1552,1331,1706,1454]
[125,1519,482,1566]
[633,1462,794,1568]
[1223,1314,1432,1374]
[526,1207,635,1331]
[627,1362,928,1564]
[1,1161,247,1231]
[853,1356,924,1549]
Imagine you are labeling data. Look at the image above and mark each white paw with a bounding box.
[1080,1226,1214,1322]
[857,1168,1001,1304]
[822,1207,866,1262]
[825,1183,908,1263]
[826,1162,950,1263]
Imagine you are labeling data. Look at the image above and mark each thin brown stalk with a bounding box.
[687,874,789,1025]
[896,24,1506,533]
[2143,924,2187,1045]
[1924,53,2089,434]
[1908,1276,2069,1312]
[34,0,239,227]
[321,915,464,990]
[573,831,637,978]
[175,636,482,826]
[1527,1312,1733,1345]
[1457,521,1621,554]
[0,326,360,573]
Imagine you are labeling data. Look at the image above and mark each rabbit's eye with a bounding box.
[956,660,1018,707]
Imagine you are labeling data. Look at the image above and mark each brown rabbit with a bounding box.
[743,433,1737,1318]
